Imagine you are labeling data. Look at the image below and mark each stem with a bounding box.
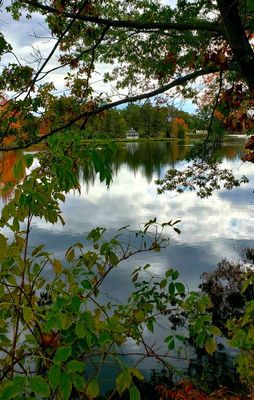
[10,212,32,378]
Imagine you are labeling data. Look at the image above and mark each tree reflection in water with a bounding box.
[0,150,25,201]
[0,139,244,199]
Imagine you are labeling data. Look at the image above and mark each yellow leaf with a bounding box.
[53,259,63,275]
[205,336,217,355]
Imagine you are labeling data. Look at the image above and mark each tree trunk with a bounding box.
[217,0,254,91]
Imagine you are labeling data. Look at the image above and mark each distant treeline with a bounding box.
[84,101,200,138]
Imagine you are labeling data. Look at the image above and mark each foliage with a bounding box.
[51,101,193,139]
[1,0,254,397]
[155,380,244,400]
[242,135,254,163]
[0,0,254,148]
[200,253,254,333]
[156,159,248,198]
[198,250,254,390]
[171,118,188,139]
[0,141,224,399]
[227,270,254,390]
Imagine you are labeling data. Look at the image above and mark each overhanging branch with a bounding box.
[0,65,223,151]
[22,0,223,33]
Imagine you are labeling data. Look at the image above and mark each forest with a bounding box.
[84,102,197,138]
[0,0,254,399]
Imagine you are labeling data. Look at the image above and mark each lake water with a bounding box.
[1,137,254,382]
[24,138,254,289]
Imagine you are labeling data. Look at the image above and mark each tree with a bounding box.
[1,2,254,397]
[0,0,254,150]
[171,117,188,138]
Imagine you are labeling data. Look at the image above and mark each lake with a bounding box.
[23,137,254,289]
[1,137,254,382]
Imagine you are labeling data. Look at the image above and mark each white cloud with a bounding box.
[30,154,254,252]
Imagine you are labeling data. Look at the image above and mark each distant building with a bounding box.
[195,130,208,135]
[126,128,139,139]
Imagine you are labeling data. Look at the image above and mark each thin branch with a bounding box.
[26,1,88,97]
[36,25,110,84]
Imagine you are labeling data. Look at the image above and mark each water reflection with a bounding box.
[0,138,247,201]
[0,139,253,377]
[0,139,253,282]
[22,139,254,281]
[78,139,247,189]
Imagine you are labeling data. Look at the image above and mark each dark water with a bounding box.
[1,138,254,382]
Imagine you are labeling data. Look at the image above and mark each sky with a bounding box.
[0,0,197,114]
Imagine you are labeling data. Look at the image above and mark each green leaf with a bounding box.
[59,312,73,330]
[72,373,85,392]
[56,192,65,202]
[165,335,175,350]
[196,330,206,347]
[116,371,132,395]
[1,206,9,222]
[53,347,72,363]
[165,269,173,278]
[6,275,17,285]
[130,384,140,400]
[171,270,179,280]
[175,282,185,293]
[23,306,33,323]
[67,360,85,373]
[75,320,85,338]
[49,364,61,390]
[128,368,144,381]
[0,377,25,400]
[98,330,112,345]
[160,279,167,289]
[13,158,23,180]
[60,373,72,400]
[29,376,50,398]
[86,379,100,399]
[175,334,185,342]
[208,325,222,336]
[68,295,81,313]
[12,217,20,231]
[24,154,34,168]
[205,336,217,355]
[168,282,175,296]
[81,279,93,290]
[134,310,145,322]
[0,233,7,251]
[32,244,45,257]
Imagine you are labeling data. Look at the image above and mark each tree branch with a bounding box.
[0,65,225,151]
[22,0,223,33]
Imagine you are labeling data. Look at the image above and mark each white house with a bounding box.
[126,128,139,139]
